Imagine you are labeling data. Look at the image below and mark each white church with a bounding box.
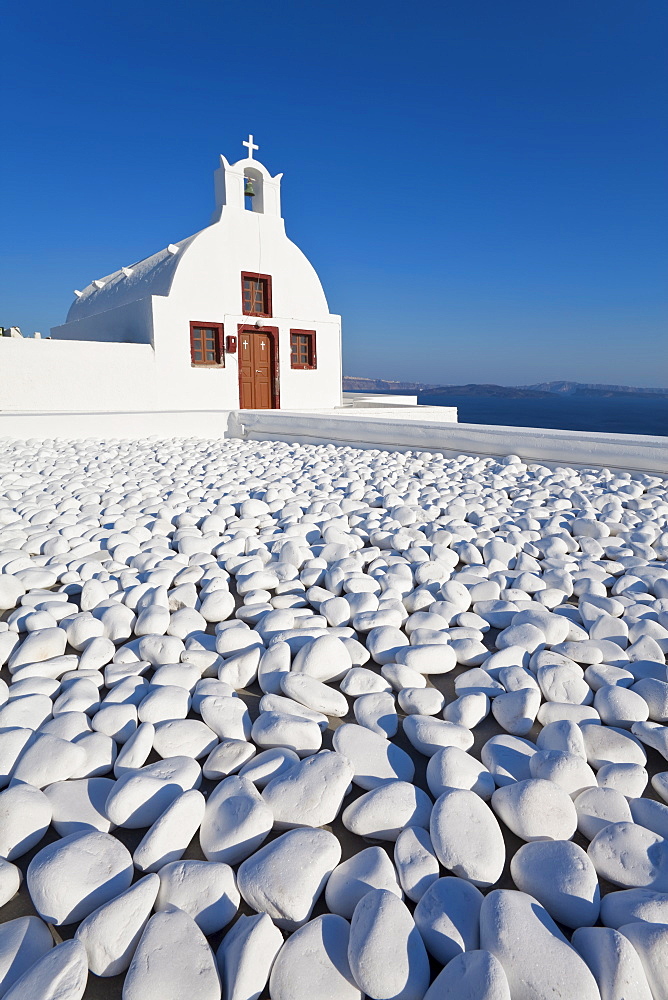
[1,138,343,414]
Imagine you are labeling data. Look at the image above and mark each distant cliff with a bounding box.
[343,377,668,400]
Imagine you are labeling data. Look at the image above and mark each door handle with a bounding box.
[255,370,262,374]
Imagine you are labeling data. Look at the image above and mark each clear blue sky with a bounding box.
[1,0,666,386]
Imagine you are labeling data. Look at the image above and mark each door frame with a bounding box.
[237,324,280,409]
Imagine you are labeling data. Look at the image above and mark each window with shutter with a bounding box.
[241,272,272,317]
[189,323,224,365]
[290,330,317,369]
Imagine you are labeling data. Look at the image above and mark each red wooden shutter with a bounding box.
[215,324,225,364]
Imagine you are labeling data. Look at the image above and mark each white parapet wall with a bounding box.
[230,409,668,475]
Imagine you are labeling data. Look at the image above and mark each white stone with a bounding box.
[492,778,578,841]
[27,830,133,925]
[398,686,444,715]
[137,683,190,723]
[156,859,239,934]
[113,720,154,775]
[259,692,328,727]
[0,693,52,730]
[430,787,505,888]
[217,646,261,689]
[74,874,159,977]
[325,846,402,917]
[537,663,592,705]
[133,787,205,873]
[262,750,353,829]
[251,710,322,756]
[572,926,653,1000]
[595,684,650,728]
[10,732,87,788]
[342,781,432,841]
[454,667,504,698]
[257,640,292,694]
[237,827,341,930]
[426,745,496,800]
[0,916,53,996]
[403,714,473,756]
[618,922,668,1000]
[1,939,88,1000]
[281,672,349,717]
[652,771,668,803]
[203,738,256,779]
[491,688,540,736]
[8,627,67,669]
[200,695,251,741]
[0,782,52,860]
[333,723,414,788]
[581,723,647,769]
[598,762,648,797]
[0,857,22,907]
[443,692,490,728]
[632,677,668,722]
[630,796,668,839]
[423,950,511,1000]
[600,887,668,928]
[536,719,587,758]
[353,690,397,736]
[152,718,218,759]
[44,777,115,836]
[395,643,457,674]
[340,666,392,696]
[529,749,597,797]
[631,720,668,760]
[217,912,283,1000]
[480,734,537,786]
[238,746,300,787]
[90,702,137,743]
[123,907,220,1000]
[104,755,201,828]
[393,826,440,903]
[382,661,427,690]
[575,785,634,840]
[291,634,352,681]
[588,821,668,890]
[269,913,361,1000]
[414,875,483,964]
[200,774,273,864]
[510,840,600,927]
[480,889,602,1000]
[347,888,430,1000]
[365,625,410,665]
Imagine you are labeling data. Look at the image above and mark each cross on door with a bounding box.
[242,339,249,348]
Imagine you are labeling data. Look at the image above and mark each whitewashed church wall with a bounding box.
[0,337,155,412]
[51,298,154,344]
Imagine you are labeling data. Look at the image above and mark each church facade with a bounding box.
[1,139,342,414]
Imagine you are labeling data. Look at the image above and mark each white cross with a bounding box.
[243,134,259,159]
[260,340,266,350]
[242,339,249,348]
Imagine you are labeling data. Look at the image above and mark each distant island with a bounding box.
[342,377,668,400]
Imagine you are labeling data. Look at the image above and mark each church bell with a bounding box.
[244,178,255,197]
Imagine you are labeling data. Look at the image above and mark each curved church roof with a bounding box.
[65,231,202,323]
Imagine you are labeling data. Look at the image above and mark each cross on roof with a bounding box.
[243,134,259,159]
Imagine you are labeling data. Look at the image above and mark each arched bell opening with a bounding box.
[243,167,264,213]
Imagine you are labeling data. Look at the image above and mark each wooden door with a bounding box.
[239,331,275,408]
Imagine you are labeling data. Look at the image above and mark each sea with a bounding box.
[417,392,668,438]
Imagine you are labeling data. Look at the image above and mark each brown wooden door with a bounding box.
[239,331,275,408]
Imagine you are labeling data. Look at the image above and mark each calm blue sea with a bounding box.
[417,393,668,437]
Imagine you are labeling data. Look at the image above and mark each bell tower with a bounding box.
[212,135,283,222]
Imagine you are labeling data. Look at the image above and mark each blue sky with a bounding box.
[1,0,666,386]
